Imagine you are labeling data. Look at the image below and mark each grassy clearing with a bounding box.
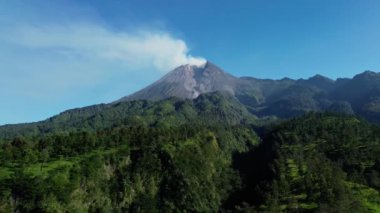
[0,146,126,179]
[346,181,380,212]
[24,160,74,177]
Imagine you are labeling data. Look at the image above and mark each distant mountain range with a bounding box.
[1,61,380,138]
[120,61,380,122]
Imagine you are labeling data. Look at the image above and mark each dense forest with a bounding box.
[0,93,256,139]
[0,112,379,212]
[0,123,258,212]
[226,113,380,212]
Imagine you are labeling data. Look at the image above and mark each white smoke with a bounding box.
[4,24,206,73]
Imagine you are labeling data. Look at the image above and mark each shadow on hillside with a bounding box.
[222,137,278,210]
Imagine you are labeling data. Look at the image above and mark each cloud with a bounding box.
[5,24,206,73]
[0,1,207,124]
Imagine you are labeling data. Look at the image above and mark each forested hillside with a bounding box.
[0,123,258,212]
[0,113,379,212]
[226,113,380,212]
[0,92,255,139]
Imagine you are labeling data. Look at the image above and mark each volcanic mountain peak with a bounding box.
[118,61,238,101]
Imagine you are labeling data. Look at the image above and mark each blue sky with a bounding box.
[1,0,380,124]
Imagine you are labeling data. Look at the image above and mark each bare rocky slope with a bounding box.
[118,62,238,101]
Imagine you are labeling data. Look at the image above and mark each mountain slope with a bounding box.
[1,112,378,212]
[0,92,255,139]
[225,113,380,211]
[1,62,380,139]
[330,71,380,122]
[117,62,380,122]
[119,62,238,101]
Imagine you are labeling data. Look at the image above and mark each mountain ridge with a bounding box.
[1,61,380,137]
[116,61,380,121]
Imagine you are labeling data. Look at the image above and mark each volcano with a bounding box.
[118,61,238,101]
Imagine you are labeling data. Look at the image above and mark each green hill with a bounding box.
[1,112,379,212]
[226,113,380,212]
[0,92,256,139]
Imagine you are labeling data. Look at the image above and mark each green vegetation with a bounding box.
[0,92,256,139]
[0,123,259,212]
[0,92,379,212]
[226,113,380,212]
